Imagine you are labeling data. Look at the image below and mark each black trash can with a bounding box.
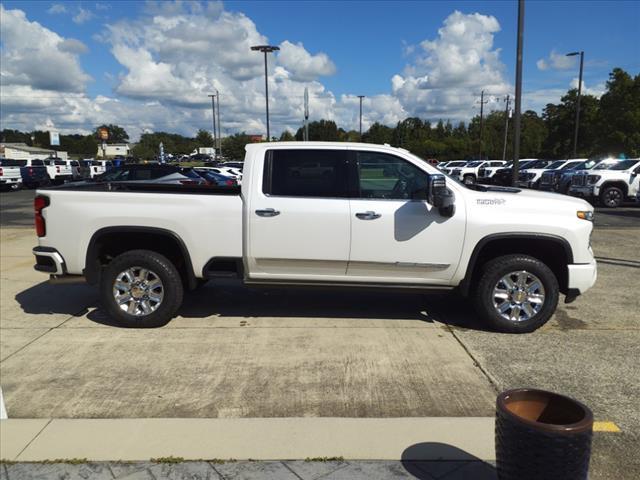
[495,388,593,480]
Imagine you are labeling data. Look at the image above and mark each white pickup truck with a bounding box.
[569,159,640,207]
[0,159,23,190]
[32,142,597,333]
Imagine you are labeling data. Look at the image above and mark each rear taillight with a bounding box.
[29,167,34,175]
[225,179,236,186]
[0,167,3,176]
[34,195,49,237]
[56,166,60,173]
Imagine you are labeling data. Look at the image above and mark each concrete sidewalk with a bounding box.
[0,459,498,479]
[0,417,495,462]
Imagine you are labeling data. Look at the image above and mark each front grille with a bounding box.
[572,175,587,187]
[540,172,553,184]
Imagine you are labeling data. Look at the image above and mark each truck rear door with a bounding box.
[246,148,351,279]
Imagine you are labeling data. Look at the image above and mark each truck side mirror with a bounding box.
[428,174,455,217]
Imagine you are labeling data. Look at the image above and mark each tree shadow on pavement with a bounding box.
[401,442,497,479]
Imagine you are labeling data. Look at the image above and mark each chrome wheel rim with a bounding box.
[493,270,545,322]
[113,266,164,317]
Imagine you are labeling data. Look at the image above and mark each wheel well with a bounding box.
[461,236,571,296]
[85,228,197,289]
[600,181,628,196]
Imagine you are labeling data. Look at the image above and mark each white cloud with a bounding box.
[277,41,336,81]
[3,3,578,142]
[0,5,92,92]
[392,10,510,121]
[73,7,95,24]
[537,49,576,71]
[47,3,67,14]
[570,78,605,97]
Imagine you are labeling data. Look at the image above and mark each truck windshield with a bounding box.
[546,161,566,170]
[465,161,482,167]
[594,159,638,170]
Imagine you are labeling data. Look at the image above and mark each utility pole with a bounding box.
[502,94,511,161]
[359,96,363,139]
[566,51,584,158]
[304,87,309,141]
[251,45,280,141]
[215,90,222,158]
[512,0,525,186]
[208,94,217,156]
[477,91,489,159]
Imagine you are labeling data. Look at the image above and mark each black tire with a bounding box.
[473,254,559,333]
[599,186,624,208]
[100,249,184,328]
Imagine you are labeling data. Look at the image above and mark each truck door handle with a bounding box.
[255,208,280,217]
[355,211,381,220]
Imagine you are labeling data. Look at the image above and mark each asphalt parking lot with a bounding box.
[1,188,639,479]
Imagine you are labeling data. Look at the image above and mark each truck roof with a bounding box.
[245,141,409,154]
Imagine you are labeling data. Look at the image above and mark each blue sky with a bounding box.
[1,0,638,138]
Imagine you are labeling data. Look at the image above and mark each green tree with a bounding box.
[596,68,640,157]
[195,129,214,147]
[94,124,130,143]
[363,122,393,145]
[295,120,339,141]
[279,130,295,141]
[221,133,255,161]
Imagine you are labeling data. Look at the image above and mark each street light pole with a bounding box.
[502,94,511,161]
[566,51,584,158]
[357,95,365,140]
[208,94,217,157]
[215,90,222,158]
[512,0,525,187]
[251,45,280,141]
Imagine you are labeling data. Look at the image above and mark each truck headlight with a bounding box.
[577,211,594,221]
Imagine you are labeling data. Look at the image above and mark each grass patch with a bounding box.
[42,458,88,464]
[150,456,185,464]
[304,456,344,462]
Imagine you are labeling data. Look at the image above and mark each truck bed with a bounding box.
[37,183,243,278]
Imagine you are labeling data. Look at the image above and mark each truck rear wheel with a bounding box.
[100,249,184,328]
[473,255,559,333]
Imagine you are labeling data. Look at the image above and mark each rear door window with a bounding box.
[264,149,349,198]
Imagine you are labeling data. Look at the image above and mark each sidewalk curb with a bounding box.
[1,417,496,462]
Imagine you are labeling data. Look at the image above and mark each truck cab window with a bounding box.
[356,151,428,200]
[264,149,349,198]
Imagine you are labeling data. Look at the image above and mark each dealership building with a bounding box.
[0,143,68,160]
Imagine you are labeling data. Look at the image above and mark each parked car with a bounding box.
[0,158,23,190]
[439,160,468,175]
[95,164,208,185]
[33,142,596,333]
[222,162,244,171]
[194,168,238,187]
[43,158,73,184]
[450,160,506,185]
[539,159,595,193]
[81,160,114,179]
[59,159,83,181]
[569,159,640,207]
[491,159,539,186]
[4,159,51,188]
[478,161,514,184]
[518,159,585,189]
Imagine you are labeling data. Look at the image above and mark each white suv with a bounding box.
[451,160,506,185]
[569,159,640,207]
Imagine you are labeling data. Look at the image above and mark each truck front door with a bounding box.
[347,150,466,284]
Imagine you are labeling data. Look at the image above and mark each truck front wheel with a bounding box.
[100,249,184,328]
[600,186,624,208]
[473,255,559,333]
